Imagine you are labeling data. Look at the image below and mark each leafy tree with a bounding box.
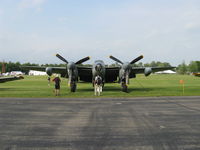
[137,62,143,67]
[5,61,21,72]
[177,61,188,74]
[143,61,171,67]
[196,61,200,71]
[188,61,199,73]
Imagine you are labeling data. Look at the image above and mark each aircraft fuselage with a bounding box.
[92,60,105,83]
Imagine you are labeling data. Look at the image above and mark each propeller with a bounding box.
[109,55,143,66]
[109,55,144,85]
[55,53,90,87]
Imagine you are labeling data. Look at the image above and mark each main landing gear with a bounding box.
[70,81,77,92]
[121,82,128,92]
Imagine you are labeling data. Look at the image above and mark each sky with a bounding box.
[0,0,200,65]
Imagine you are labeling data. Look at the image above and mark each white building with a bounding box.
[10,71,24,76]
[29,70,47,76]
[155,70,176,74]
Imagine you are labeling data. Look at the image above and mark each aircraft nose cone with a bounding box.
[95,64,102,72]
[122,63,131,72]
[68,62,75,70]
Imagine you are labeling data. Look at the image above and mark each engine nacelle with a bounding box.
[46,67,52,76]
[144,67,152,76]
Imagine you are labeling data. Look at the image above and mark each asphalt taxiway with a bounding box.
[0,96,200,150]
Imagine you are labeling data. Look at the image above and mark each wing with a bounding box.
[78,66,120,83]
[22,66,67,77]
[21,66,46,72]
[131,66,176,74]
[105,67,119,82]
[22,66,93,80]
[77,66,92,82]
[0,76,24,83]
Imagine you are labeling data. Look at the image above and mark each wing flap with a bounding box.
[77,66,92,82]
[105,67,119,82]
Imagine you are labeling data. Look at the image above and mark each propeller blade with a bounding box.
[130,55,143,64]
[75,56,90,64]
[56,54,68,64]
[109,55,123,64]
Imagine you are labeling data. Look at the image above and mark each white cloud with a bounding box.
[18,0,47,10]
[185,22,200,30]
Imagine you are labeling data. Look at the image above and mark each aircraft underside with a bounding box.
[79,74,118,83]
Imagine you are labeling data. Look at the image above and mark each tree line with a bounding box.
[0,62,66,74]
[0,61,200,74]
[177,61,200,74]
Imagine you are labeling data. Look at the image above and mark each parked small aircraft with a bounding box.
[0,76,24,83]
[193,72,200,77]
[23,54,175,92]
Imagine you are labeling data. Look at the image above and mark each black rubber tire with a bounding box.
[122,83,128,92]
[70,83,76,92]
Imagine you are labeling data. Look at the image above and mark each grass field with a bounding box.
[0,74,199,98]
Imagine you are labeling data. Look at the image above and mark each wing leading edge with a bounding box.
[22,65,93,81]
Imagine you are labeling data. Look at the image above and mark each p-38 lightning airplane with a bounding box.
[23,53,175,92]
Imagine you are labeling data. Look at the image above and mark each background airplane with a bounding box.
[193,72,200,77]
[23,54,175,92]
[0,76,24,83]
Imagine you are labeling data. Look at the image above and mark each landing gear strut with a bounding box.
[121,82,128,92]
[121,78,128,92]
[70,81,77,92]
